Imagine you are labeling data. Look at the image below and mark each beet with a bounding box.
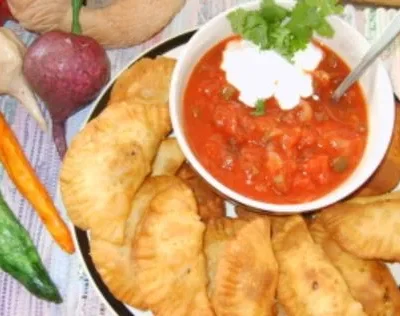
[23,30,110,158]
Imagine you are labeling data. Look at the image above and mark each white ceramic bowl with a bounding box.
[170,0,395,213]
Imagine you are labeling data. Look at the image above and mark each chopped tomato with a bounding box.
[293,174,316,191]
[298,127,319,150]
[239,145,265,182]
[213,104,239,133]
[270,159,297,194]
[281,128,302,154]
[313,70,331,87]
[302,155,331,185]
[204,135,229,168]
[265,151,283,174]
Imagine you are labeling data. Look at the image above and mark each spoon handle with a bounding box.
[332,13,400,101]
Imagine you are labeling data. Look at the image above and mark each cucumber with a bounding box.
[0,191,62,303]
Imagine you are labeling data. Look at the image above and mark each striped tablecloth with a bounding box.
[1,1,400,315]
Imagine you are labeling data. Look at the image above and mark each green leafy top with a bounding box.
[228,0,343,59]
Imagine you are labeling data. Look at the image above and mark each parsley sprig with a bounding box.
[228,0,343,60]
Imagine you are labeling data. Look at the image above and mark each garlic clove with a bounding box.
[0,27,47,131]
[8,74,47,131]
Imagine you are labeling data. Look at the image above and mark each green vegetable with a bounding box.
[332,156,349,173]
[72,0,83,35]
[228,0,343,59]
[0,191,62,303]
[251,99,266,116]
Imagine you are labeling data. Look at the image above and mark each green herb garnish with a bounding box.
[251,99,266,116]
[228,0,343,59]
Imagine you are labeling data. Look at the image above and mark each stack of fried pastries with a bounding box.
[237,200,400,316]
[60,56,400,315]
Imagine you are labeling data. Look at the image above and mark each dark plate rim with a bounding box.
[74,29,197,316]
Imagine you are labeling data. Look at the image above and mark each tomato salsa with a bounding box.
[183,37,368,204]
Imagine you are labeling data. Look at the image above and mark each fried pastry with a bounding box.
[151,138,185,177]
[204,218,244,298]
[319,191,400,262]
[204,217,278,316]
[132,182,214,315]
[109,56,176,105]
[90,175,182,308]
[309,218,400,316]
[355,106,400,197]
[124,176,182,243]
[60,100,171,243]
[177,162,225,221]
[271,215,366,316]
[90,238,142,306]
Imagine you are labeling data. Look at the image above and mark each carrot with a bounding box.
[0,112,75,253]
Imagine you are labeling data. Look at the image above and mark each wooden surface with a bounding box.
[348,0,400,7]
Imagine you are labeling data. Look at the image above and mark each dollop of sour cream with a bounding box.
[220,39,323,110]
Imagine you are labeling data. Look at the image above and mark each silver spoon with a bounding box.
[332,13,400,101]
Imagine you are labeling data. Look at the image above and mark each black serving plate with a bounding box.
[74,29,196,316]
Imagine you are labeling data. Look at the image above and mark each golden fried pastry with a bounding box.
[90,238,143,306]
[60,100,171,243]
[271,215,366,316]
[204,218,244,297]
[132,182,214,315]
[235,205,267,221]
[124,176,182,242]
[90,176,182,308]
[355,106,400,197]
[319,192,400,262]
[177,162,225,222]
[151,138,185,177]
[109,56,176,104]
[309,218,400,316]
[204,217,278,316]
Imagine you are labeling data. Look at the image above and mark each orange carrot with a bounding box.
[0,112,74,253]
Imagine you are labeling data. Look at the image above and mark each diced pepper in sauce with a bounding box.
[332,156,349,173]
